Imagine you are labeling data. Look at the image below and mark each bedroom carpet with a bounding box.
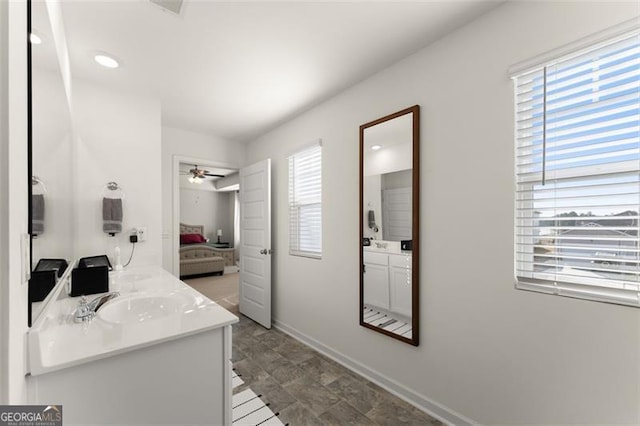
[183,272,239,314]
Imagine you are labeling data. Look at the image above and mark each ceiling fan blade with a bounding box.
[203,173,225,178]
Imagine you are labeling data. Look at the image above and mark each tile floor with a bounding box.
[232,314,442,426]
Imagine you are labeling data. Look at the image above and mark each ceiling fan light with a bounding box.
[188,176,196,183]
[195,177,203,184]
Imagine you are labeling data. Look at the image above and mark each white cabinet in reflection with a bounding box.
[389,254,412,317]
[364,250,411,316]
[363,251,390,309]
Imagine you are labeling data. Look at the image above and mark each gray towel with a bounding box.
[368,210,379,232]
[32,194,45,236]
[103,197,123,235]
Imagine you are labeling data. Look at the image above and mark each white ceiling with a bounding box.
[32,0,503,143]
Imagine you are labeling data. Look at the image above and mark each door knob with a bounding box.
[260,249,268,255]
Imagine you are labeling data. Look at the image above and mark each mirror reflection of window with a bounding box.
[381,170,411,242]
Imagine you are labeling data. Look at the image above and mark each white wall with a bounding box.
[0,0,29,404]
[72,78,162,267]
[179,188,234,244]
[161,126,245,272]
[245,2,640,424]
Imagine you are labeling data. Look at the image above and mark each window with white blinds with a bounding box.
[288,142,322,258]
[514,30,640,307]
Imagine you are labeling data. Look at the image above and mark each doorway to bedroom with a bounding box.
[177,160,241,314]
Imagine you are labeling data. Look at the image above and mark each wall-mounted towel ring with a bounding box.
[103,181,124,236]
[32,175,47,195]
[103,181,125,200]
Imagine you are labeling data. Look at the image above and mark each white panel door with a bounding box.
[239,159,272,329]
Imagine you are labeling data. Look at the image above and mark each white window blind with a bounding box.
[288,142,322,258]
[514,30,640,307]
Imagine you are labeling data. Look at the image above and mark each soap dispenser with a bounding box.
[114,246,124,271]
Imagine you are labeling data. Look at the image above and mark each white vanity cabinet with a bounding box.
[26,266,238,425]
[364,250,412,316]
[363,251,390,309]
[27,327,233,425]
[389,254,412,317]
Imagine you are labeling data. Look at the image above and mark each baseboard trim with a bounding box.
[273,319,477,426]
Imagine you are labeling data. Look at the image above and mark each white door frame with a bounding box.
[171,155,239,277]
[1,0,29,404]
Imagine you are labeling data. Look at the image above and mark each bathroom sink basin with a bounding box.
[364,241,402,253]
[98,293,194,324]
[111,271,153,282]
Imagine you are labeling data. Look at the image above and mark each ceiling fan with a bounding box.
[180,165,225,183]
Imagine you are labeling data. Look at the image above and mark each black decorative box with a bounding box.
[78,255,112,271]
[34,258,69,279]
[70,265,109,297]
[29,270,58,303]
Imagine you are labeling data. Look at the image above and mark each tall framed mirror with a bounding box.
[28,0,74,326]
[359,105,419,346]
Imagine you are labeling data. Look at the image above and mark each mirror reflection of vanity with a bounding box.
[360,106,419,346]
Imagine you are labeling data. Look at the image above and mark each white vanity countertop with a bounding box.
[364,246,412,256]
[28,266,238,376]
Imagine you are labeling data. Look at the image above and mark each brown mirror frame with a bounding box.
[359,105,420,346]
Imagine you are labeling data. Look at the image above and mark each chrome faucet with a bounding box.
[73,292,120,323]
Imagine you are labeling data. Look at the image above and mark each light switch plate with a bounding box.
[21,233,30,284]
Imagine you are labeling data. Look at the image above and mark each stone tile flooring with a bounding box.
[232,314,442,426]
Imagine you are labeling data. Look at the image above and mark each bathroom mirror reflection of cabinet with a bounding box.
[359,105,419,346]
[28,0,75,325]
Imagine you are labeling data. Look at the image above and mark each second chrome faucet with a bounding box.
[73,292,120,323]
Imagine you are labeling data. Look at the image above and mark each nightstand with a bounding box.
[210,242,230,248]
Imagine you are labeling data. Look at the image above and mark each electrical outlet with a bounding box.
[133,227,147,242]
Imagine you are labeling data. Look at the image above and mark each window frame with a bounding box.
[288,141,322,259]
[512,27,640,308]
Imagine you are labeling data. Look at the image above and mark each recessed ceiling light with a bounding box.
[94,53,119,69]
[371,145,382,151]
[29,33,42,45]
